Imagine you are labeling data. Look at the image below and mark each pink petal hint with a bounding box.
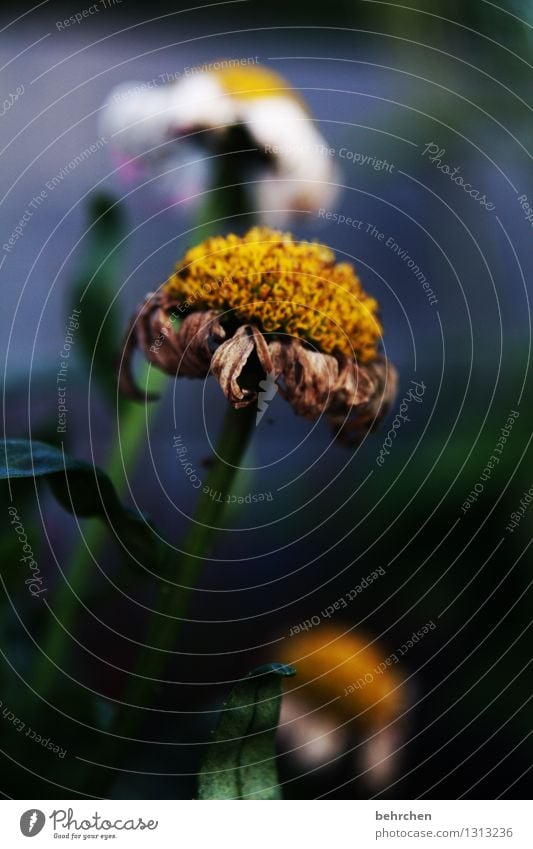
[111,149,147,185]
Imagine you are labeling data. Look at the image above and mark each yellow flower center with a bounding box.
[280,628,404,725]
[163,227,382,360]
[214,64,305,107]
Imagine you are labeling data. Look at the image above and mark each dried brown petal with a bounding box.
[249,325,274,376]
[329,356,398,445]
[119,295,398,446]
[119,292,225,400]
[329,357,376,413]
[268,339,339,419]
[357,357,398,430]
[210,325,260,408]
[267,339,376,424]
[170,310,226,377]
[118,292,160,401]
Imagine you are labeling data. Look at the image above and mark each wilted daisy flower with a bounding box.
[120,227,397,444]
[100,63,338,223]
[278,627,407,787]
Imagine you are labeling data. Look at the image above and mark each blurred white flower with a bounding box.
[99,63,338,224]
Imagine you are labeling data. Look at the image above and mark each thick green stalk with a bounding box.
[122,403,256,714]
[90,404,256,795]
[31,365,166,700]
[32,152,255,787]
[31,152,247,699]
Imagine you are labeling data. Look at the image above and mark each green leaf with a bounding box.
[71,192,125,400]
[198,662,296,800]
[1,439,160,567]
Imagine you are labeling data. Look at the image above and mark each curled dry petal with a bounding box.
[330,357,376,412]
[211,325,275,407]
[210,325,257,408]
[119,292,225,400]
[119,292,397,444]
[329,356,398,445]
[268,340,343,419]
[167,309,226,377]
[267,339,376,424]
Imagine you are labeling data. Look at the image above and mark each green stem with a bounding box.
[32,151,254,773]
[32,160,248,700]
[86,405,256,798]
[32,364,166,700]
[114,402,256,732]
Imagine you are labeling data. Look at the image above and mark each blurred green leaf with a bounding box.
[198,662,296,800]
[72,192,125,400]
[1,439,161,568]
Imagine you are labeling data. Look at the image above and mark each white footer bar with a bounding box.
[1,800,531,848]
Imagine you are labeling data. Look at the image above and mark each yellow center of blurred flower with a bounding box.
[163,227,382,360]
[280,628,404,726]
[214,64,304,106]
